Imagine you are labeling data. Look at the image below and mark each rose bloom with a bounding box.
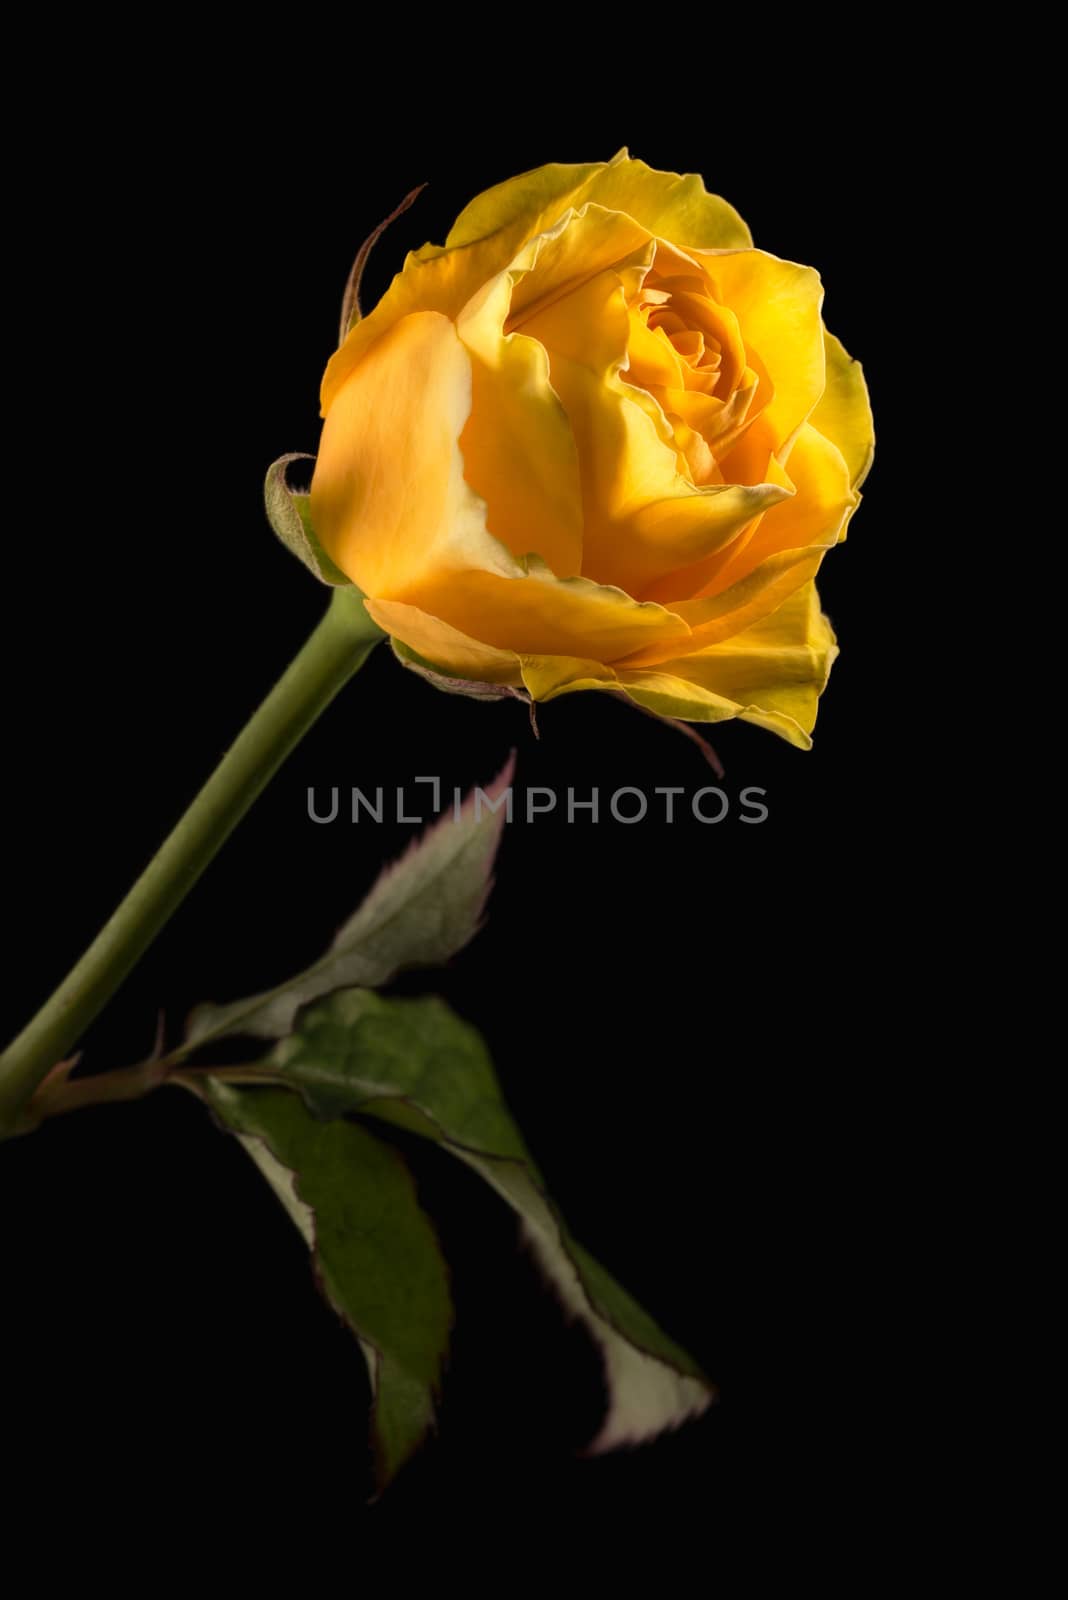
[309,153,873,748]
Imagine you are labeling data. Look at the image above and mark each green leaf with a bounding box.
[201,1077,451,1490]
[269,988,714,1451]
[264,452,353,586]
[184,756,515,1051]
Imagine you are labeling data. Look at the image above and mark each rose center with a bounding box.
[646,301,721,386]
[622,275,760,486]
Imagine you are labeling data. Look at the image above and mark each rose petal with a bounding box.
[518,654,618,700]
[521,265,792,595]
[632,550,823,659]
[444,157,615,251]
[811,330,875,491]
[313,310,694,662]
[311,310,519,598]
[697,248,826,457]
[323,151,753,416]
[506,203,652,326]
[456,267,584,577]
[445,150,750,256]
[320,235,517,416]
[320,159,631,413]
[697,420,859,592]
[407,558,692,661]
[624,420,858,660]
[617,581,839,749]
[584,154,752,250]
[363,600,523,684]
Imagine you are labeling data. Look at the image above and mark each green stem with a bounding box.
[0,588,382,1135]
[25,1061,285,1126]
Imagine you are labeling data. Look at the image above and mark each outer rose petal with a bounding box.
[446,149,751,254]
[402,560,692,661]
[310,310,518,599]
[519,655,618,699]
[621,421,859,664]
[362,600,523,685]
[617,581,839,750]
[321,236,521,415]
[456,266,584,577]
[636,550,824,656]
[443,157,615,251]
[311,310,693,663]
[510,584,838,749]
[682,420,858,611]
[582,155,752,250]
[811,330,874,491]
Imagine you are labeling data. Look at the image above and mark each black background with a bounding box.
[2,43,927,1572]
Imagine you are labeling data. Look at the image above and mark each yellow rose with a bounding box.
[308,152,873,749]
